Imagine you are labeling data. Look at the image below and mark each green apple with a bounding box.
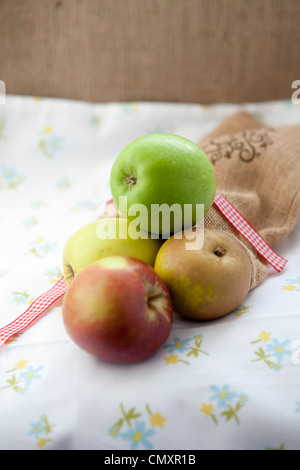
[110,133,216,236]
[63,217,162,285]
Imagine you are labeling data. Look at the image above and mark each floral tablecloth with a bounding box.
[0,96,299,450]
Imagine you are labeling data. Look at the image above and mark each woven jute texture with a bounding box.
[200,112,300,289]
[1,0,300,103]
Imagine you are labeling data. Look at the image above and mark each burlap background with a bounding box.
[1,0,300,103]
[200,112,300,290]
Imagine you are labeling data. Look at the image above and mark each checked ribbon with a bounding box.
[213,192,287,272]
[0,276,67,348]
[0,193,287,348]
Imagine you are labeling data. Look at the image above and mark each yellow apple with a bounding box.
[154,227,252,321]
[63,217,162,285]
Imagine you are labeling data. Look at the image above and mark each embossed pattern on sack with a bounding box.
[203,128,276,164]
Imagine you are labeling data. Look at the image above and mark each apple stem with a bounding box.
[125,175,137,190]
[214,247,226,257]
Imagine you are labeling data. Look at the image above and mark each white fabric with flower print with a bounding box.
[0,96,299,450]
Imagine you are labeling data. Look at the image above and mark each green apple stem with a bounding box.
[124,175,137,190]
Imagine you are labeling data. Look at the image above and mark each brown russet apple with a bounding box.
[154,228,252,321]
[62,255,173,363]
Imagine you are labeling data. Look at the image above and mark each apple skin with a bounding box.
[63,217,162,285]
[154,228,252,321]
[110,133,216,236]
[98,198,123,219]
[62,256,173,363]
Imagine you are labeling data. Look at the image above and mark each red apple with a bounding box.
[98,198,123,219]
[62,255,173,363]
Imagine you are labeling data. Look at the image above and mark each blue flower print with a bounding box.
[210,385,238,408]
[47,135,64,155]
[28,418,45,439]
[12,291,30,305]
[29,239,57,258]
[162,336,192,354]
[266,339,292,364]
[284,277,300,286]
[28,415,56,448]
[38,127,64,158]
[20,365,43,388]
[1,166,24,188]
[24,217,37,228]
[40,242,57,256]
[120,421,155,450]
[294,402,300,413]
[193,334,204,341]
[44,267,62,284]
[12,289,35,306]
[75,201,99,211]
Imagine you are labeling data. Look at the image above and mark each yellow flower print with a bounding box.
[200,403,214,416]
[44,126,53,134]
[37,437,50,448]
[6,332,22,344]
[282,285,297,291]
[233,304,251,316]
[146,404,166,429]
[164,354,179,365]
[282,277,300,291]
[149,413,167,429]
[15,359,29,370]
[258,331,272,342]
[200,403,218,424]
[251,330,271,344]
[164,354,190,366]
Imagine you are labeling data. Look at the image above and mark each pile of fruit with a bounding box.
[62,134,251,363]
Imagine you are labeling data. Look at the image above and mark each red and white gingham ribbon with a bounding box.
[0,193,287,349]
[0,276,67,348]
[214,192,287,272]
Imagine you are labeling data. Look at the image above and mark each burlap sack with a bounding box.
[199,112,300,290]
